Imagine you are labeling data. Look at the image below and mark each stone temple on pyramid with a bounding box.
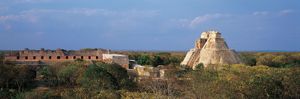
[181,30,242,69]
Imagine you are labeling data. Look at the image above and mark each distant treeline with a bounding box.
[115,51,300,68]
[240,52,300,68]
[0,51,300,98]
[1,50,300,68]
[114,51,185,67]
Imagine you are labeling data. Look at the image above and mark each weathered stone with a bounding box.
[4,48,129,69]
[181,31,242,69]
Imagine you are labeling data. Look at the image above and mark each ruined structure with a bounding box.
[4,48,129,69]
[181,31,242,69]
[103,54,129,69]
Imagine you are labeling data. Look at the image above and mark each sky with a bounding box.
[0,0,299,51]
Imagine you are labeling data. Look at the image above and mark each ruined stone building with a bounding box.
[181,31,242,69]
[4,48,129,69]
[103,54,129,69]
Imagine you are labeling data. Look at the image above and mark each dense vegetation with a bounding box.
[115,51,184,67]
[240,52,300,68]
[0,51,300,98]
[181,65,300,98]
[0,59,136,98]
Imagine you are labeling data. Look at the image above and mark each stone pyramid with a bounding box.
[181,31,242,69]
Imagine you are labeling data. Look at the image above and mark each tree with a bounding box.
[256,54,275,67]
[0,64,15,88]
[80,64,119,90]
[0,64,35,93]
[151,55,164,67]
[38,66,51,80]
[157,52,171,65]
[137,54,151,65]
[96,62,136,90]
[169,56,180,66]
[58,64,81,86]
[240,53,256,66]
[272,55,288,67]
[14,65,36,92]
[194,63,204,70]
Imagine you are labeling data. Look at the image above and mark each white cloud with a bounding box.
[168,13,232,29]
[21,8,104,16]
[253,11,269,16]
[2,8,159,35]
[0,15,18,21]
[169,9,296,30]
[21,8,159,18]
[176,19,190,27]
[0,14,38,31]
[120,10,159,18]
[69,9,108,16]
[24,8,114,16]
[278,9,294,16]
[252,9,295,17]
[189,13,231,27]
[0,8,159,28]
[14,0,52,3]
[0,14,38,23]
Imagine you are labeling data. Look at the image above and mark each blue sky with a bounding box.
[0,0,299,51]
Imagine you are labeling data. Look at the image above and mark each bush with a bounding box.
[80,64,119,90]
[95,62,136,90]
[195,63,204,70]
[0,64,35,91]
[180,64,300,98]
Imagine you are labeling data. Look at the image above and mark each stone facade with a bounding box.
[4,48,129,69]
[181,31,242,69]
[103,54,129,69]
[132,65,174,79]
[134,66,160,78]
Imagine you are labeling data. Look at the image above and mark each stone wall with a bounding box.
[103,54,129,69]
[4,48,130,69]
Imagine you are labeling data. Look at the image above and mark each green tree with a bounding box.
[240,53,257,66]
[194,63,204,70]
[80,64,119,90]
[169,56,180,66]
[256,54,275,67]
[272,55,288,67]
[14,65,36,92]
[137,54,151,65]
[96,62,136,90]
[151,55,164,67]
[38,66,51,80]
[58,64,81,86]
